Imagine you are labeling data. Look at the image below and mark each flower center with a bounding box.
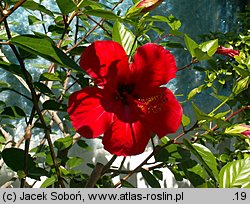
[116,84,135,104]
[136,93,168,114]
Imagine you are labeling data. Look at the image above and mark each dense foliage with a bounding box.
[0,0,249,188]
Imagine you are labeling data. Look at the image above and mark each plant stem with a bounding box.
[114,140,174,188]
[0,0,27,24]
[4,18,64,188]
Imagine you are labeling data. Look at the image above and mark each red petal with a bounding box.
[138,87,182,137]
[129,43,177,90]
[80,41,129,87]
[68,87,113,138]
[102,117,152,156]
[137,0,164,12]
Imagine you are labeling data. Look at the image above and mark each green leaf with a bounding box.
[153,170,163,180]
[43,100,67,112]
[22,0,54,16]
[187,84,206,100]
[28,15,43,25]
[1,106,26,119]
[121,179,135,188]
[40,175,57,188]
[125,3,144,18]
[192,102,230,128]
[182,114,191,127]
[141,169,161,188]
[85,8,119,20]
[56,0,77,15]
[11,35,82,72]
[66,157,83,169]
[78,0,103,8]
[34,82,55,98]
[150,15,181,30]
[219,157,250,188]
[182,160,206,187]
[40,72,61,81]
[112,20,137,55]
[2,148,48,180]
[183,139,218,182]
[184,34,198,58]
[54,137,73,151]
[154,144,191,163]
[232,76,249,95]
[0,60,24,77]
[199,39,218,57]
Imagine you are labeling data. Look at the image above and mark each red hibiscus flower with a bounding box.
[137,0,164,13]
[216,46,239,58]
[68,40,182,156]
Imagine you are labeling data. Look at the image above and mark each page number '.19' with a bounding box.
[233,192,247,201]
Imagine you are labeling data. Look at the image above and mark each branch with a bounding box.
[177,58,199,71]
[114,140,174,188]
[0,0,27,24]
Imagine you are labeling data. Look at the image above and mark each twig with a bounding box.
[177,58,199,71]
[66,0,124,53]
[210,105,250,131]
[0,0,27,24]
[5,19,64,188]
[114,140,174,188]
[85,155,117,188]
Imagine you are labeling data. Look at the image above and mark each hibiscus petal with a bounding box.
[102,117,152,156]
[68,87,113,138]
[138,87,182,137]
[129,43,177,90]
[80,41,129,87]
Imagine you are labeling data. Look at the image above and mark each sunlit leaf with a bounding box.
[11,35,82,72]
[112,20,137,55]
[219,157,250,188]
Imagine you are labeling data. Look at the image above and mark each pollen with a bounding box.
[136,93,167,114]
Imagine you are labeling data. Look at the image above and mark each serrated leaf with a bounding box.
[112,20,137,55]
[219,157,250,188]
[11,35,82,72]
[141,169,161,188]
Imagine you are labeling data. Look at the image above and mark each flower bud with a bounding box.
[137,0,164,13]
[240,124,250,138]
[216,46,239,58]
